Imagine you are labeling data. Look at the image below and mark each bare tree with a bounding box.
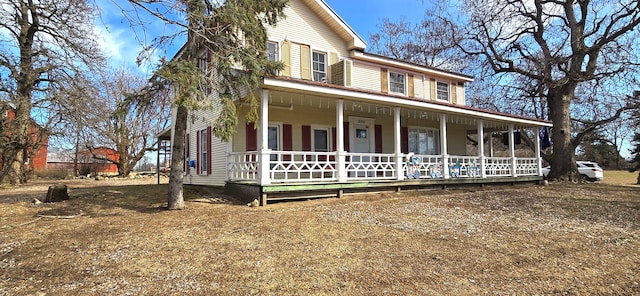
[448,0,640,180]
[81,68,171,177]
[0,0,104,184]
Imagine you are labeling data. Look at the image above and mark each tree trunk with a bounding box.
[167,105,188,210]
[547,89,579,181]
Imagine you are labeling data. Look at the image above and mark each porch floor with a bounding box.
[225,176,544,206]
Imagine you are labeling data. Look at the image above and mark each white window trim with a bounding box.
[436,80,451,102]
[268,122,283,151]
[267,40,279,61]
[199,128,208,174]
[311,125,332,152]
[389,71,406,95]
[312,50,328,82]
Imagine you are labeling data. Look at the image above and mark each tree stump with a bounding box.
[45,185,69,202]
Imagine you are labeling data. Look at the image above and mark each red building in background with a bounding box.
[0,104,48,172]
[47,147,120,175]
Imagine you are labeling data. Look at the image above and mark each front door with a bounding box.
[349,117,375,177]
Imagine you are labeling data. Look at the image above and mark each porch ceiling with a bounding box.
[266,87,547,131]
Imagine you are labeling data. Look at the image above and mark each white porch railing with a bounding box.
[269,151,337,183]
[345,153,396,181]
[403,155,444,179]
[484,157,513,177]
[515,157,539,176]
[228,151,259,181]
[448,156,482,178]
[227,152,542,183]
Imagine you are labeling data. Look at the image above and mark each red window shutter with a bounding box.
[207,126,212,175]
[283,124,292,161]
[301,125,311,151]
[331,127,337,151]
[246,122,257,151]
[375,124,382,153]
[196,131,200,174]
[343,122,350,152]
[283,124,292,151]
[401,127,408,153]
[185,133,190,174]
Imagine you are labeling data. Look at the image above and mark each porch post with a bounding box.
[477,120,486,178]
[336,99,347,182]
[394,108,404,181]
[440,114,450,179]
[258,90,271,185]
[508,124,516,177]
[535,127,542,176]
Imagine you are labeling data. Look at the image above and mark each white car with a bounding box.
[541,161,604,182]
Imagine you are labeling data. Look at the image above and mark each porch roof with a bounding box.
[263,76,552,129]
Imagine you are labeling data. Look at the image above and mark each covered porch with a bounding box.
[226,78,551,205]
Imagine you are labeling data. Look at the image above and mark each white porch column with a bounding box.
[440,114,450,179]
[336,100,347,182]
[477,120,486,178]
[258,90,271,185]
[535,127,542,176]
[394,108,404,181]
[508,124,516,177]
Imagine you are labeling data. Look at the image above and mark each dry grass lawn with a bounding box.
[1,173,639,295]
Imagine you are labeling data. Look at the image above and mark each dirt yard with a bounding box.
[1,174,639,295]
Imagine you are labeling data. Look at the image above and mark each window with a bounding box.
[408,127,440,155]
[436,82,449,101]
[267,41,278,61]
[312,51,327,82]
[199,129,208,174]
[389,72,406,94]
[268,124,280,161]
[313,127,330,152]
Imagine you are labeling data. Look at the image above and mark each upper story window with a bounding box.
[267,41,278,61]
[312,51,327,82]
[436,81,450,101]
[389,72,406,95]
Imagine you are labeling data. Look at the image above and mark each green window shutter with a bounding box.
[300,44,311,80]
[345,60,352,87]
[281,41,291,77]
[381,68,388,93]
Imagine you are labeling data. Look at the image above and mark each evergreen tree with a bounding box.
[130,0,288,209]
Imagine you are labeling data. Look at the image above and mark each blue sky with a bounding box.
[95,0,430,73]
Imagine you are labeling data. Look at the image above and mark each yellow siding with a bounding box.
[267,0,349,62]
[345,60,352,87]
[351,62,381,91]
[414,75,426,100]
[290,43,301,79]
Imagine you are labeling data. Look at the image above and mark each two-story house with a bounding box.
[164,0,551,205]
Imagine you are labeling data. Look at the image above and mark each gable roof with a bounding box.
[303,0,367,50]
